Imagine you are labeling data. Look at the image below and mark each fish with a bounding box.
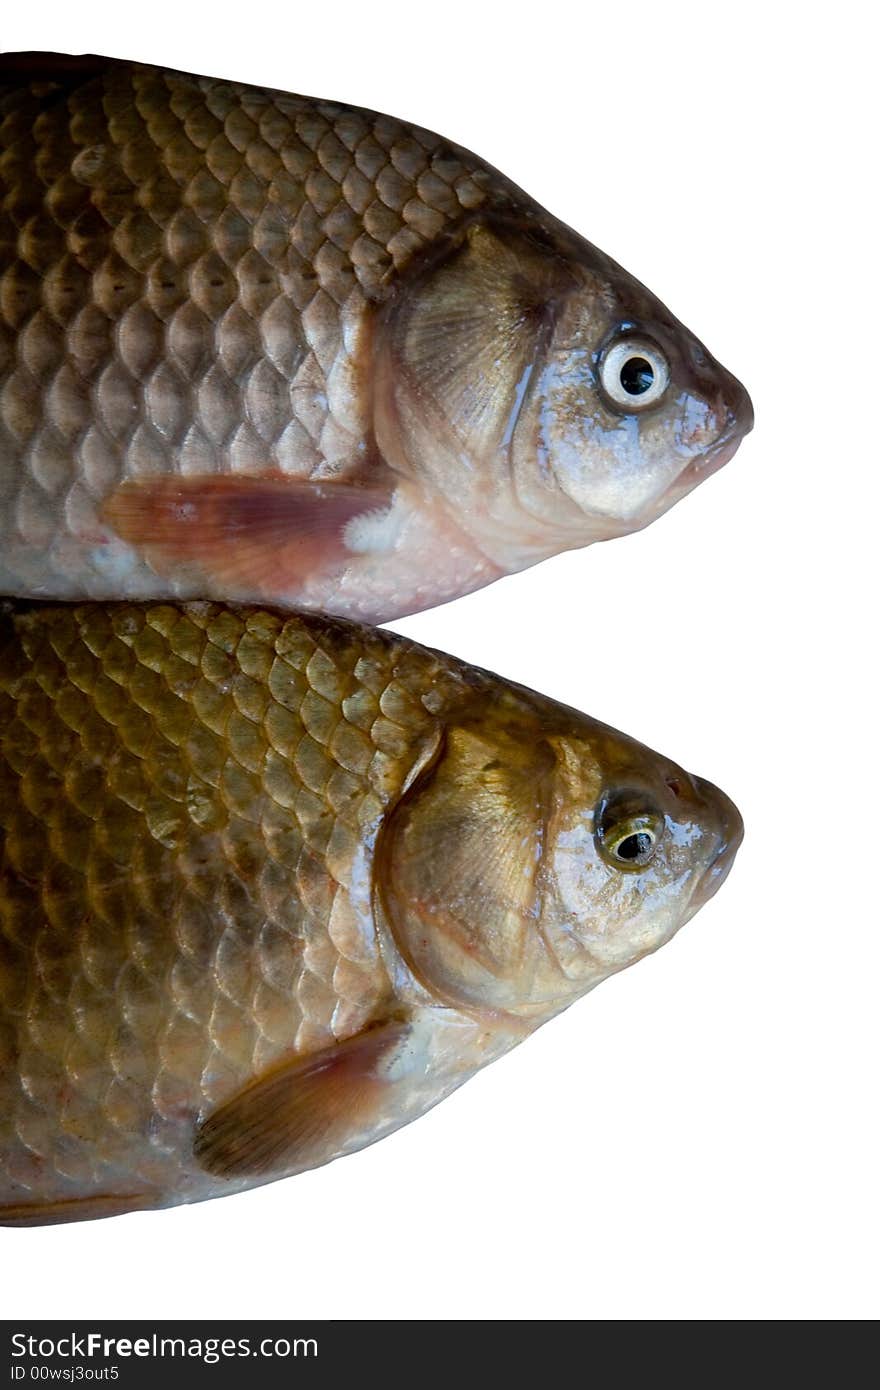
[0,53,753,624]
[0,600,742,1225]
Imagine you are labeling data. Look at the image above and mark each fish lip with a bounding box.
[696,431,744,480]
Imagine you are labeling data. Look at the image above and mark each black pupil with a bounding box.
[616,831,653,862]
[619,356,654,396]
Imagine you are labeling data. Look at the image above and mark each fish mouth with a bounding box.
[698,429,746,480]
[708,373,754,470]
[691,777,744,911]
[678,374,754,492]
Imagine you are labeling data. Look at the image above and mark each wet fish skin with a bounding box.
[0,601,741,1225]
[0,54,752,622]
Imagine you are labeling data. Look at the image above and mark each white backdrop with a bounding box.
[2,0,876,1321]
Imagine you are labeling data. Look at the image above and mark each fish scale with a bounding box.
[0,601,465,1207]
[0,56,503,594]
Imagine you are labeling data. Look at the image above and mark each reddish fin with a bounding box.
[194,1020,409,1178]
[0,1192,156,1227]
[102,475,393,597]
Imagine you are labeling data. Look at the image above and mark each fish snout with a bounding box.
[718,367,754,450]
[700,370,754,476]
[692,775,744,907]
[725,370,754,440]
[672,356,752,482]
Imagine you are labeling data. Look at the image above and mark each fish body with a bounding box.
[0,54,752,622]
[0,602,741,1224]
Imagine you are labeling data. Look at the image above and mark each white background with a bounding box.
[2,0,876,1322]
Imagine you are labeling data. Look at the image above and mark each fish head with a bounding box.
[374,220,752,570]
[517,246,754,543]
[534,724,743,1001]
[379,701,742,1023]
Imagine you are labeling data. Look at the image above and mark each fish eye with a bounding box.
[599,337,670,412]
[597,791,664,871]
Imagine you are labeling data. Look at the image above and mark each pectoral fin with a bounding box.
[102,475,394,598]
[0,1192,156,1227]
[194,1020,409,1179]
